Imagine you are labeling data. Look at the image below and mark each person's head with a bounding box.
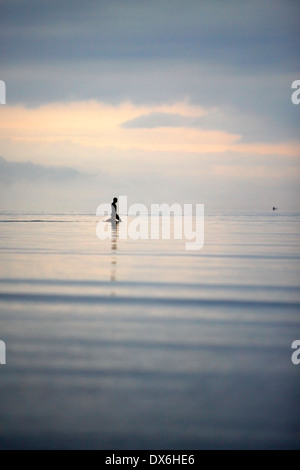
[113,197,118,204]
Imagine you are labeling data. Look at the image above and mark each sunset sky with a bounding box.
[0,0,299,212]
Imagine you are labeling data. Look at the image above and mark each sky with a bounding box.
[0,0,299,212]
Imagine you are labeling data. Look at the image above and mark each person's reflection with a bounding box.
[110,223,118,286]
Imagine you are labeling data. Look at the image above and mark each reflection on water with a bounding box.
[110,224,118,287]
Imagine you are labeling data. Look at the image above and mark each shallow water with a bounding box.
[0,212,299,449]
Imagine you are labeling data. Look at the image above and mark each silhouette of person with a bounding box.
[111,197,120,221]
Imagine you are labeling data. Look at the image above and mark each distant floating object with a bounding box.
[272,207,278,211]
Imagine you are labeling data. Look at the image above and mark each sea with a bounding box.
[0,212,299,449]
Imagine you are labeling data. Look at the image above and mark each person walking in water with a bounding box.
[111,197,120,222]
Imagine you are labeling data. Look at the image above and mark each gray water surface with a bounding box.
[0,212,299,449]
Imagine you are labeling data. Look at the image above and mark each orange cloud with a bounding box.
[0,101,298,165]
[0,101,237,152]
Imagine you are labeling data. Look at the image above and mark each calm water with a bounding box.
[0,212,299,449]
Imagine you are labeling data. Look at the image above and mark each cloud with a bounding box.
[121,112,197,129]
[0,155,114,213]
[0,155,82,183]
[1,59,299,145]
[0,151,299,213]
[0,0,299,212]
[0,101,244,159]
[1,1,299,68]
[2,100,299,167]
[120,107,300,144]
[0,0,298,145]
